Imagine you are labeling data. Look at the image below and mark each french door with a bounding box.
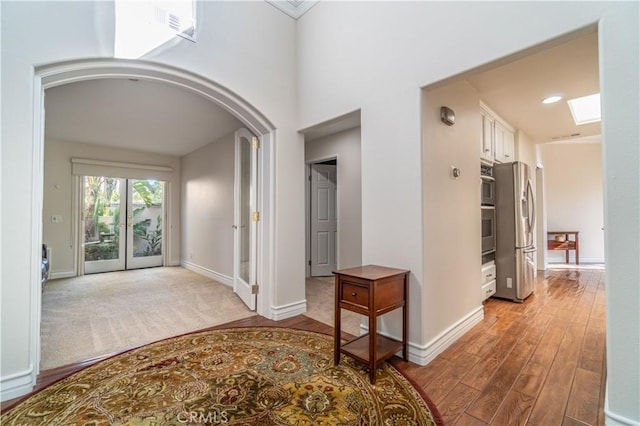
[83,177,164,274]
[233,129,258,310]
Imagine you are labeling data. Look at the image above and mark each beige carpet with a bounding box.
[304,276,362,336]
[41,268,361,371]
[40,267,256,370]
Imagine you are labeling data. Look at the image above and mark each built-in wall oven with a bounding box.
[481,206,496,254]
[481,164,495,206]
[481,164,496,254]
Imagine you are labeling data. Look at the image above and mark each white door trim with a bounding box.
[28,59,276,391]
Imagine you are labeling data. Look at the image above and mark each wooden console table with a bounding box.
[547,231,580,265]
[333,265,409,384]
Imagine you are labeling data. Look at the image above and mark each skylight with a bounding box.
[114,0,196,59]
[567,93,601,125]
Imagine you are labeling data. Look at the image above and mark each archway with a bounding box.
[31,58,275,376]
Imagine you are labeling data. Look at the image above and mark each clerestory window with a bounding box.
[114,0,196,59]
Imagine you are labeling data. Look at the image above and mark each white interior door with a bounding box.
[310,163,337,276]
[233,128,258,310]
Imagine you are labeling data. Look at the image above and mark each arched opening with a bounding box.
[31,58,275,377]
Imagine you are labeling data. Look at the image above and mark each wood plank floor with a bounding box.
[391,267,606,425]
[2,267,607,426]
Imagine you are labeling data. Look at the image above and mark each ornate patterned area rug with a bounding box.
[2,327,444,425]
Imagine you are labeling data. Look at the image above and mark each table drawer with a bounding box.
[341,282,369,308]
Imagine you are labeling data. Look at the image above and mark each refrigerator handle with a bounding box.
[527,179,536,232]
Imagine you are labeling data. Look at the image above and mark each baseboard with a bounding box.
[49,270,75,280]
[359,306,484,366]
[547,257,605,264]
[180,261,233,287]
[605,380,640,425]
[167,260,181,267]
[0,366,34,402]
[270,300,307,321]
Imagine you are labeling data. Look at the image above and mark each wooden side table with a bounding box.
[547,231,580,264]
[333,265,409,384]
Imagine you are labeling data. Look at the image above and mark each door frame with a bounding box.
[77,173,171,275]
[29,59,276,385]
[305,155,339,278]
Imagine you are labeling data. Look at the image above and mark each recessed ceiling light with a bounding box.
[568,93,601,125]
[542,95,562,104]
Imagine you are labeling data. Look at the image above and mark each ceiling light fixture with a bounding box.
[542,95,562,104]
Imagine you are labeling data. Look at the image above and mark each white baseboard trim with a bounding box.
[49,270,76,280]
[270,300,307,321]
[167,260,181,267]
[547,256,605,264]
[180,261,233,287]
[358,306,484,366]
[413,306,484,365]
[1,366,34,402]
[605,380,640,425]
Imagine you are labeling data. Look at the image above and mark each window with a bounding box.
[114,0,196,59]
[567,93,601,125]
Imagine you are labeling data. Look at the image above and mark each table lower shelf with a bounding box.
[339,333,403,365]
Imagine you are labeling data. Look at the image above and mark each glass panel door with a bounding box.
[233,129,258,310]
[83,176,126,274]
[126,179,164,270]
[83,177,164,274]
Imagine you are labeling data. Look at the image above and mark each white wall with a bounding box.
[599,6,640,422]
[43,140,182,277]
[540,142,604,264]
[1,0,300,401]
[423,80,483,339]
[305,127,362,271]
[297,2,638,422]
[180,132,235,280]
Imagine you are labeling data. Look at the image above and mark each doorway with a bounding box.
[24,59,275,391]
[83,176,164,274]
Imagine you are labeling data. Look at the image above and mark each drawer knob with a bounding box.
[351,292,357,297]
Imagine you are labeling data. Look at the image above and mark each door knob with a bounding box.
[232,225,238,229]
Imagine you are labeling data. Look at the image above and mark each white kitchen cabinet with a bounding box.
[481,261,496,301]
[495,121,515,163]
[481,110,495,163]
[481,101,515,164]
[482,280,497,301]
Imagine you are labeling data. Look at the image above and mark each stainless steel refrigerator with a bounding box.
[494,161,536,302]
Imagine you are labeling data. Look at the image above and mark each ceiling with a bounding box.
[45,78,242,157]
[265,0,319,19]
[465,31,600,143]
[44,30,599,157]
